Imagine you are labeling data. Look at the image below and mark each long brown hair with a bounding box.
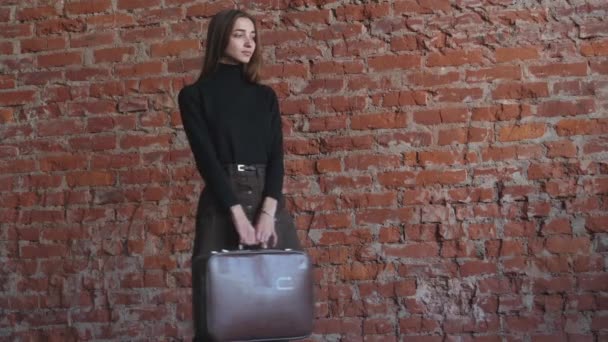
[198,9,262,83]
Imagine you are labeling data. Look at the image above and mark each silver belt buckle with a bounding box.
[237,164,245,172]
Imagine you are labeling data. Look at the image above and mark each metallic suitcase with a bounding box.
[205,248,314,341]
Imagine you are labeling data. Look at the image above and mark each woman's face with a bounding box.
[222,17,256,64]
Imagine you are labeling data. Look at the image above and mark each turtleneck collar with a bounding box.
[215,62,244,80]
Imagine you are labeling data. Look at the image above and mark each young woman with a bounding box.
[177,9,302,341]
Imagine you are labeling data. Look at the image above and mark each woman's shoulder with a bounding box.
[255,83,278,100]
[178,78,213,100]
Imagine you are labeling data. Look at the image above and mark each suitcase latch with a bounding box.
[275,276,295,291]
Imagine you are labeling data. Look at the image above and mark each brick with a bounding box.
[289,195,337,212]
[70,32,116,48]
[351,113,406,130]
[427,50,483,67]
[460,260,497,276]
[369,54,421,71]
[418,150,464,166]
[492,82,549,99]
[120,26,167,43]
[466,66,521,82]
[468,223,497,240]
[120,134,171,149]
[378,171,417,188]
[413,108,468,125]
[320,135,374,152]
[416,169,467,185]
[17,6,57,21]
[36,18,86,35]
[40,155,88,171]
[583,136,608,154]
[37,52,82,68]
[150,40,199,57]
[545,140,577,158]
[537,99,595,117]
[377,132,432,147]
[300,79,344,94]
[317,230,372,246]
[185,1,233,18]
[498,123,546,142]
[546,236,591,254]
[336,4,390,21]
[0,75,15,89]
[384,242,439,258]
[340,263,378,281]
[93,47,135,63]
[495,47,539,62]
[117,0,161,10]
[378,227,401,243]
[580,21,608,38]
[390,35,419,51]
[284,138,320,155]
[577,274,608,291]
[283,9,331,25]
[344,154,401,170]
[320,175,372,192]
[556,118,608,136]
[0,90,36,106]
[116,61,163,77]
[438,128,466,145]
[382,91,427,106]
[20,37,66,53]
[586,216,608,233]
[21,244,67,259]
[408,71,459,87]
[357,207,417,226]
[315,318,363,335]
[529,63,588,77]
[277,45,324,60]
[315,159,342,173]
[37,119,85,137]
[394,0,451,13]
[443,315,499,333]
[541,218,572,235]
[341,193,396,210]
[472,104,531,121]
[435,87,483,102]
[580,39,608,56]
[314,95,366,113]
[64,68,110,82]
[66,0,112,14]
[66,171,114,187]
[306,115,347,132]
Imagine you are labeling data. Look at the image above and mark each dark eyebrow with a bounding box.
[233,29,256,34]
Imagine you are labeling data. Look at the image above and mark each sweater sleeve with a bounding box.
[263,87,285,202]
[178,85,239,210]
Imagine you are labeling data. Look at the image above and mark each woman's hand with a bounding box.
[230,205,257,245]
[255,211,277,248]
[256,197,279,248]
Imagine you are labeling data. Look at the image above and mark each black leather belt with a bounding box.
[223,163,266,175]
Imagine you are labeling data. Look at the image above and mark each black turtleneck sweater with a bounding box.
[177,62,284,210]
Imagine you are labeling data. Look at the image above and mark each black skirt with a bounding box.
[190,165,302,341]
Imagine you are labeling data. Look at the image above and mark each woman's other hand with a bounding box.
[230,205,257,245]
[255,212,277,248]
[255,197,279,248]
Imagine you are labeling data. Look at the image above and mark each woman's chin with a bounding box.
[235,55,251,64]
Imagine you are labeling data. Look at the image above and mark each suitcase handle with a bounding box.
[238,243,264,250]
[212,245,293,253]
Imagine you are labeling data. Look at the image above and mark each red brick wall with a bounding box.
[1,0,607,340]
